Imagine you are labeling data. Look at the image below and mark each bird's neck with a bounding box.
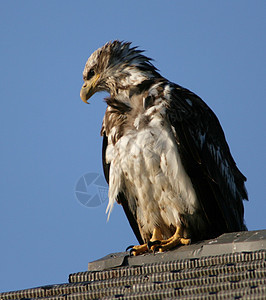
[108,67,157,98]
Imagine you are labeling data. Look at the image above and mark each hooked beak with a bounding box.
[80,74,100,104]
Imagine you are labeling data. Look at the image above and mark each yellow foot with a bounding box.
[127,226,190,256]
[127,243,149,256]
[155,226,191,252]
[126,227,163,256]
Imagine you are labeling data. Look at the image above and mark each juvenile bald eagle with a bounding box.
[80,41,247,255]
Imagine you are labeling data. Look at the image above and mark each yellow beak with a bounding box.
[80,74,100,104]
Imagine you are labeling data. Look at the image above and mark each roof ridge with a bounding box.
[69,249,266,283]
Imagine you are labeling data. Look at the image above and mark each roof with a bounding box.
[1,230,265,299]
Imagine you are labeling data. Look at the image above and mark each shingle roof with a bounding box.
[1,230,265,300]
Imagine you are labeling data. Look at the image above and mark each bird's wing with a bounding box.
[102,133,144,244]
[166,84,247,237]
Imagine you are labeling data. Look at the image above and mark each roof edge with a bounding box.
[88,230,266,271]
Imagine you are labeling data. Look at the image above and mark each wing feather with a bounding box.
[167,84,247,237]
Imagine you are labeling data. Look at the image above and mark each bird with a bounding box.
[80,40,248,255]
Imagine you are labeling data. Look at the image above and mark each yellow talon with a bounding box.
[128,226,190,255]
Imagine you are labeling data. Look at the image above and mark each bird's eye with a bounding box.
[86,69,95,80]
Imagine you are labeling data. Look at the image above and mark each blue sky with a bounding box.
[1,1,265,293]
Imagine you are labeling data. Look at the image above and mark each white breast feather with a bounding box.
[105,104,200,236]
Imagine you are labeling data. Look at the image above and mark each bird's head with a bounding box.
[80,40,159,103]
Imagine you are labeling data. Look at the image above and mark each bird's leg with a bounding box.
[128,226,190,255]
[147,227,164,252]
[154,225,191,252]
[129,228,163,256]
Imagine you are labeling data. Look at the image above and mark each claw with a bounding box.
[153,245,162,254]
[147,240,161,250]
[129,248,137,256]
[126,245,135,252]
